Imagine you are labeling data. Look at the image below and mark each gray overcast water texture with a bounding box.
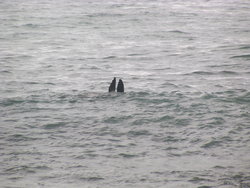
[0,0,250,187]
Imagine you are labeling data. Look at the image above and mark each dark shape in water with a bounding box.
[109,77,116,92]
[117,79,124,92]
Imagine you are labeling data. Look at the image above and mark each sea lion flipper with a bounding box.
[109,77,116,92]
[117,79,124,92]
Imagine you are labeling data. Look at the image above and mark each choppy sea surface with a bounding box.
[1,0,250,187]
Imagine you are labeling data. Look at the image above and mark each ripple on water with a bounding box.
[6,134,38,142]
[119,153,138,158]
[78,176,104,182]
[5,165,51,175]
[201,140,222,149]
[1,98,25,107]
[230,54,250,60]
[43,122,67,129]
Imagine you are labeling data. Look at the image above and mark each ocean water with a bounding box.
[0,0,250,187]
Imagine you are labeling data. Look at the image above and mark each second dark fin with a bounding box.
[117,79,124,92]
[109,77,116,92]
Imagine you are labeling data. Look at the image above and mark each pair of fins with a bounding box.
[109,77,124,92]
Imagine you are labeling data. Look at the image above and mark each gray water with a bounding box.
[0,0,250,187]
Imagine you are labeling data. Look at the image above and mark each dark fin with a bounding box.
[109,77,116,92]
[117,79,124,92]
